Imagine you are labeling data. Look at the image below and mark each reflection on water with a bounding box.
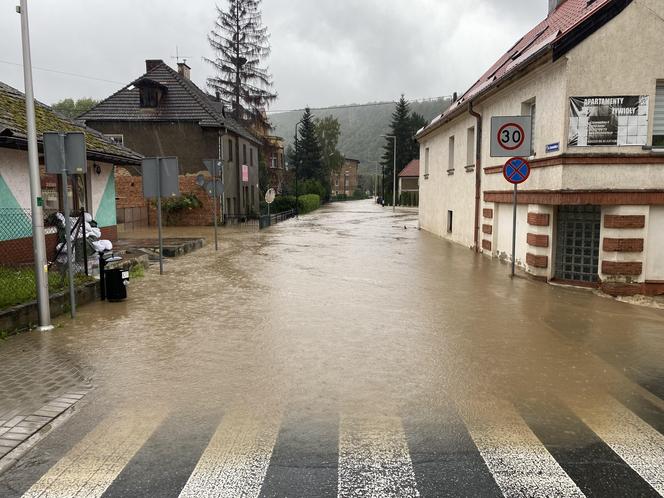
[4,200,664,422]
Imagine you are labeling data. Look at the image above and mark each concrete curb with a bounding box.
[0,282,100,335]
[0,390,90,477]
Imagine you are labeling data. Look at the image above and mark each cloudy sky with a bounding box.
[1,0,546,110]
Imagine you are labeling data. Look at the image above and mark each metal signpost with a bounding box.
[491,116,533,277]
[503,158,531,277]
[204,160,224,251]
[142,158,180,274]
[43,132,86,318]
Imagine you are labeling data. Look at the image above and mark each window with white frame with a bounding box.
[522,98,536,156]
[424,147,430,178]
[448,136,455,172]
[466,127,475,166]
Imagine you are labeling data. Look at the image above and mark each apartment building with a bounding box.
[417,0,664,296]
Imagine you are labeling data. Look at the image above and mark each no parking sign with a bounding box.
[503,157,531,184]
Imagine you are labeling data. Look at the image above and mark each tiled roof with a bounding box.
[80,61,260,144]
[420,0,622,137]
[399,159,420,178]
[0,81,142,164]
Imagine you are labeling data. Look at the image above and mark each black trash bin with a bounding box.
[99,252,129,302]
[104,268,129,302]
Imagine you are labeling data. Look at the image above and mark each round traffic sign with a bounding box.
[497,122,526,151]
[265,188,276,204]
[503,157,531,185]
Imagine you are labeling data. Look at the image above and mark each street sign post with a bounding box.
[43,131,87,318]
[142,157,180,274]
[491,116,532,158]
[204,159,223,251]
[503,157,531,277]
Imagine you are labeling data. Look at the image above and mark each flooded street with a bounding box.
[2,199,664,497]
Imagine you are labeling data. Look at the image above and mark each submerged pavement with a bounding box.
[1,199,664,497]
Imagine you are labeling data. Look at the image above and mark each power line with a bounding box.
[267,95,452,115]
[0,59,125,86]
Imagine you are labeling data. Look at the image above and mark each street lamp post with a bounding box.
[294,120,304,218]
[18,0,52,331]
[382,135,397,213]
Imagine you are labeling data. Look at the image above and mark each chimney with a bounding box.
[177,62,191,80]
[548,0,566,14]
[145,59,163,72]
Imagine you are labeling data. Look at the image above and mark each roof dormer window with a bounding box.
[136,78,167,108]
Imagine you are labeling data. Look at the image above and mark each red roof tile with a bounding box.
[421,0,618,136]
[399,159,420,178]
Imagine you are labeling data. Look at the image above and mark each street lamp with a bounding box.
[382,135,397,213]
[294,119,304,218]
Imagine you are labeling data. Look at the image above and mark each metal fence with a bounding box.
[0,208,89,311]
[223,214,260,230]
[259,209,297,229]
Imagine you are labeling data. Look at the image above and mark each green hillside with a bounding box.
[268,97,452,175]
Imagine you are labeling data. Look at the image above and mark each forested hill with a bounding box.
[268,97,452,174]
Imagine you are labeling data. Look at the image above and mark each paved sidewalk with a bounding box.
[0,333,92,464]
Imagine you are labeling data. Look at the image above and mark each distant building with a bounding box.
[79,60,262,218]
[398,159,419,204]
[417,0,664,296]
[331,158,360,197]
[0,81,142,263]
[250,110,286,194]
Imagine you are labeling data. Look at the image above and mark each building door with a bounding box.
[555,205,601,283]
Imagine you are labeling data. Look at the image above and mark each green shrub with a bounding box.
[297,194,320,214]
[272,195,296,213]
[351,189,367,200]
[300,179,327,199]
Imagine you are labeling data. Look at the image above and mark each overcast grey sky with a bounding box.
[1,0,546,110]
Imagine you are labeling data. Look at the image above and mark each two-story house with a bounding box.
[417,0,664,296]
[79,60,262,218]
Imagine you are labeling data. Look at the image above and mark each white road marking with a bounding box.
[338,415,420,498]
[178,410,280,498]
[566,394,664,495]
[457,399,585,498]
[22,409,164,498]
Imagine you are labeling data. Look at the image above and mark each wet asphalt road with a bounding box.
[2,199,664,497]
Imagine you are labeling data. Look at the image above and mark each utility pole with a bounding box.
[294,119,304,218]
[382,135,397,213]
[18,0,52,331]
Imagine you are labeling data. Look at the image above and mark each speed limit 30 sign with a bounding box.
[490,116,532,157]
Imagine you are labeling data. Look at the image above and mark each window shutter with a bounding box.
[654,83,664,136]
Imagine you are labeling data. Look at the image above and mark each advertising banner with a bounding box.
[242,164,249,183]
[569,96,649,147]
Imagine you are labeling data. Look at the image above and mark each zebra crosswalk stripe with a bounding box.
[338,414,420,498]
[457,399,586,498]
[178,409,281,498]
[566,394,664,496]
[21,409,165,498]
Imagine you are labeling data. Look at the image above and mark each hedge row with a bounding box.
[298,194,320,214]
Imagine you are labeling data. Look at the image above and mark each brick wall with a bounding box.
[0,227,116,267]
[145,175,221,227]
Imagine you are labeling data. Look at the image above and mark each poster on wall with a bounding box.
[242,164,249,183]
[568,96,649,147]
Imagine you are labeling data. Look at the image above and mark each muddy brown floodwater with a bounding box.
[2,199,664,497]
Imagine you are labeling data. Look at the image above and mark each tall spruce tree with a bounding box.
[381,95,427,203]
[206,0,276,126]
[292,108,323,188]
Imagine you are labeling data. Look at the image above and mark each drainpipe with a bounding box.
[468,101,482,253]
